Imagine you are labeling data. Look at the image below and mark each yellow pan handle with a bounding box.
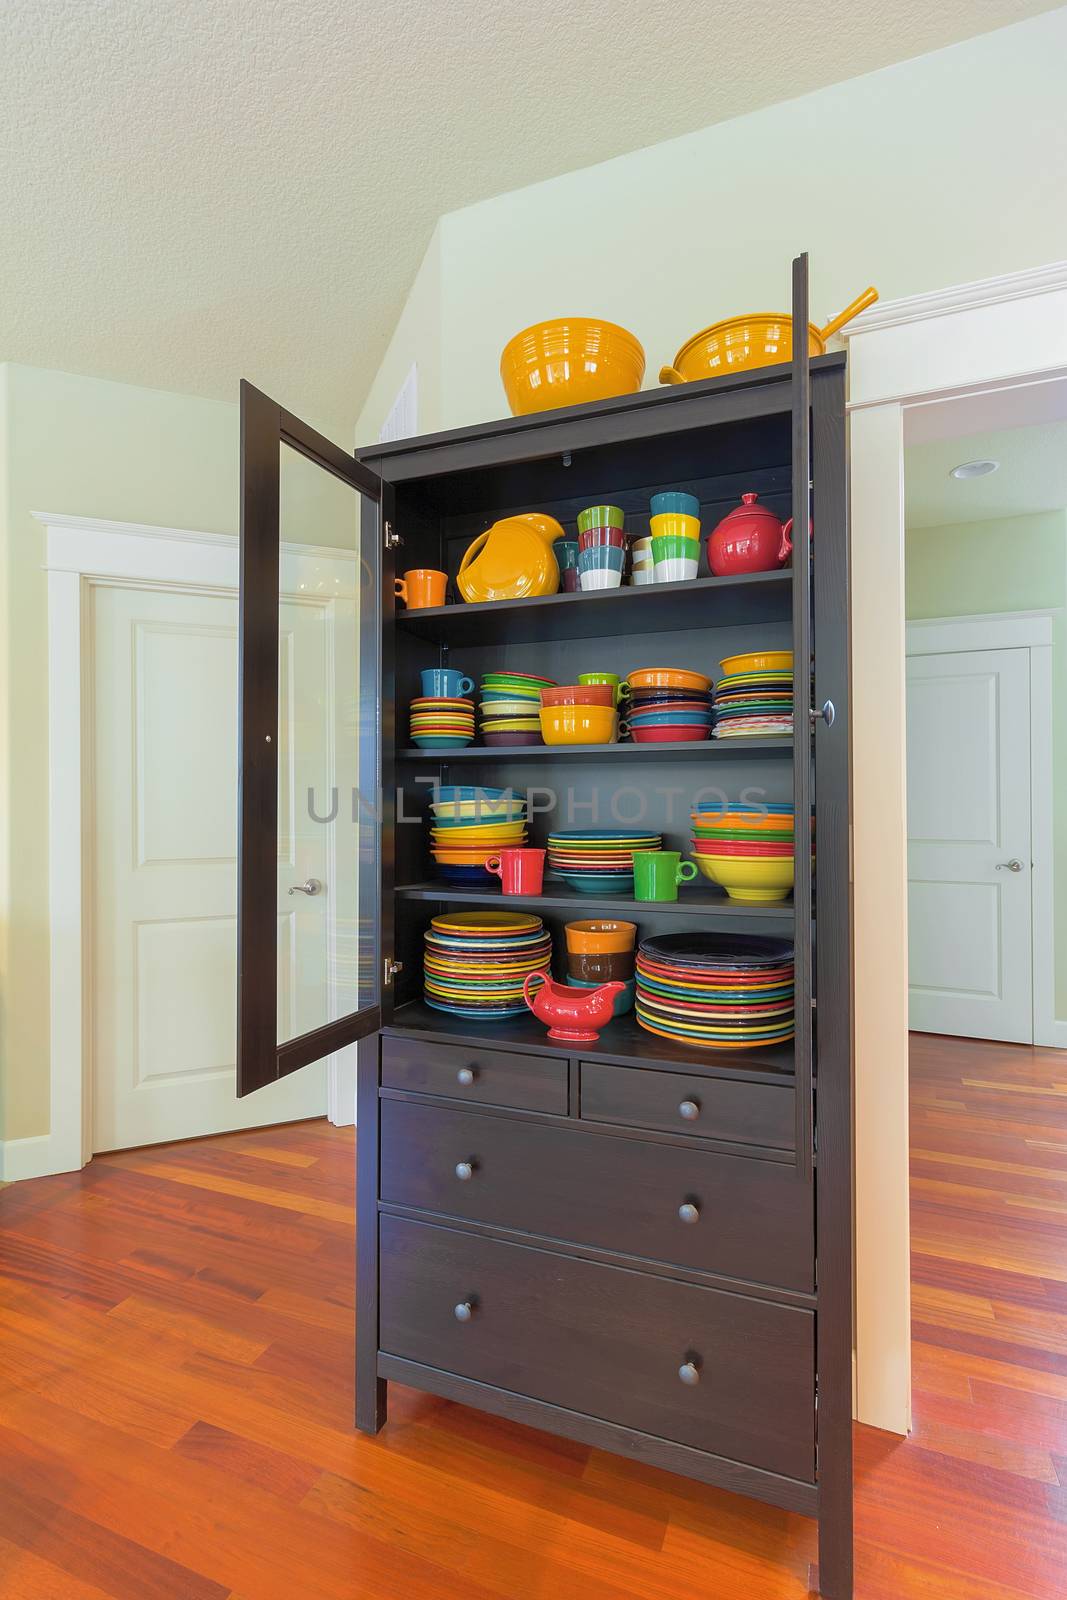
[458,528,492,577]
[658,365,684,385]
[817,286,879,343]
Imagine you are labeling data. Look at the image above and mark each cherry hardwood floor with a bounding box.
[1,1032,1065,1597]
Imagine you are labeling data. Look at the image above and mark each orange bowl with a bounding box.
[501,319,646,417]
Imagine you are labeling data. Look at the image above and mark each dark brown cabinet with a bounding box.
[236,255,854,1596]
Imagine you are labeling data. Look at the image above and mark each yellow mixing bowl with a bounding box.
[692,854,795,903]
[539,704,618,746]
[501,319,646,416]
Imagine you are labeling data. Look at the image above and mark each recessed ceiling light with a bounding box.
[950,459,999,479]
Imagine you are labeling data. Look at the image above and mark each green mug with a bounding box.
[579,671,622,707]
[632,850,698,902]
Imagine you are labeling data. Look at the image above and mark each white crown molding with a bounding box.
[31,511,356,571]
[846,260,1067,336]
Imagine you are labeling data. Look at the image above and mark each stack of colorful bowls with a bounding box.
[423,910,553,1020]
[430,785,526,822]
[635,932,795,1049]
[564,918,636,1014]
[554,537,580,593]
[577,504,626,590]
[539,683,618,746]
[630,536,653,586]
[624,666,714,744]
[650,491,701,583]
[689,802,795,902]
[712,650,794,739]
[429,802,529,885]
[478,670,555,746]
[409,690,475,748]
[546,828,662,894]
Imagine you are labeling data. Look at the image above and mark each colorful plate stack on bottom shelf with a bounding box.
[712,651,794,739]
[423,910,553,1019]
[546,829,663,894]
[635,932,795,1049]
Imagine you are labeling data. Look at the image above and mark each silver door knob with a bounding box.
[678,1202,701,1225]
[678,1361,701,1386]
[454,1161,475,1181]
[454,1301,474,1322]
[288,878,322,896]
[457,1067,477,1086]
[996,860,1024,873]
[678,1099,701,1121]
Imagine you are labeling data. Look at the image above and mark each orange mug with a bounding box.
[395,569,447,609]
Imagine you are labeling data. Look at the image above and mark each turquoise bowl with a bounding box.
[566,975,635,1015]
[556,872,635,895]
[412,734,474,749]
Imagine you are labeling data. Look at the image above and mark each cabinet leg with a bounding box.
[356,1375,387,1435]
[815,1505,853,1599]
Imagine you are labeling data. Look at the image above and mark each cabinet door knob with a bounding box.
[454,1301,474,1322]
[678,1360,701,1386]
[457,1067,477,1086]
[678,1099,701,1121]
[678,1202,701,1225]
[454,1161,475,1181]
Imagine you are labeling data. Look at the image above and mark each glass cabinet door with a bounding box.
[237,381,383,1097]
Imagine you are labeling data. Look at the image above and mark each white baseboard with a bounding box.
[326,1044,358,1128]
[1035,1018,1067,1049]
[0,1132,85,1183]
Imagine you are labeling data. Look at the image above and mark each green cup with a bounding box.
[579,671,622,706]
[577,504,625,533]
[632,850,698,902]
[650,534,700,562]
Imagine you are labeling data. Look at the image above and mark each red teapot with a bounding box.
[523,972,624,1043]
[707,492,792,576]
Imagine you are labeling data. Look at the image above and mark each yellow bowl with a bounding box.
[500,319,646,417]
[718,650,794,676]
[649,512,701,542]
[431,823,527,843]
[691,854,795,903]
[539,705,618,746]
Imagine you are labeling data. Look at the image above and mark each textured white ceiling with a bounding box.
[1,0,1057,434]
[906,419,1067,529]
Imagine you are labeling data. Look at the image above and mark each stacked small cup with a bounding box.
[577,504,626,590]
[553,536,580,592]
[650,491,701,583]
[564,918,637,1016]
[630,535,654,585]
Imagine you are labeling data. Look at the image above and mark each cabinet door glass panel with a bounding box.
[238,383,381,1097]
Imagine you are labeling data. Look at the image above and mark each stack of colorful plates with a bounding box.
[479,671,556,747]
[626,682,715,744]
[712,650,793,740]
[546,828,663,895]
[423,911,553,1019]
[409,695,475,749]
[429,803,529,884]
[635,932,795,1049]
[690,802,795,903]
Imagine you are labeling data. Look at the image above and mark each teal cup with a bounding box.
[632,850,698,902]
[553,539,580,570]
[421,667,474,697]
[650,491,700,518]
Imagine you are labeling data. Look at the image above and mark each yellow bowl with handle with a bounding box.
[659,289,879,384]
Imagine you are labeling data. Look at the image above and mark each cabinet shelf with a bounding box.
[395,880,794,922]
[395,571,792,646]
[385,998,796,1084]
[398,738,792,763]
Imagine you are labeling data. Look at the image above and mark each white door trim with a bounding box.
[23,511,359,1181]
[906,611,1062,1048]
[846,261,1067,1435]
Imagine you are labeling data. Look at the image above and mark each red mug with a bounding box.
[484,847,546,895]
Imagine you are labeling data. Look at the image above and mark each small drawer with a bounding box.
[380,1098,813,1291]
[379,1214,815,1482]
[580,1061,794,1150]
[381,1035,567,1114]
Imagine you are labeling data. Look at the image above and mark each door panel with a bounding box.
[238,383,383,1096]
[906,646,1032,1042]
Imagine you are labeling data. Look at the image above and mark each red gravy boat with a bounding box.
[523,972,625,1043]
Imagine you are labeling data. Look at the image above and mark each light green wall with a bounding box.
[0,365,241,1142]
[906,511,1067,1017]
[356,225,442,445]
[356,9,1067,440]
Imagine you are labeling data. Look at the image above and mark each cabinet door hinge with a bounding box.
[384,521,402,550]
[383,957,403,986]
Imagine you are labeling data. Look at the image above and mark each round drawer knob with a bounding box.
[454,1161,475,1181]
[454,1301,474,1323]
[678,1361,701,1387]
[678,1202,701,1225]
[678,1099,701,1122]
[457,1067,477,1086]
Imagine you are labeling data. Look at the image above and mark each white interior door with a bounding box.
[906,645,1032,1042]
[92,582,334,1151]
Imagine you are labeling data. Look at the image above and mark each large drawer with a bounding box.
[381,1035,566,1114]
[380,1098,812,1292]
[379,1214,815,1482]
[580,1061,794,1151]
